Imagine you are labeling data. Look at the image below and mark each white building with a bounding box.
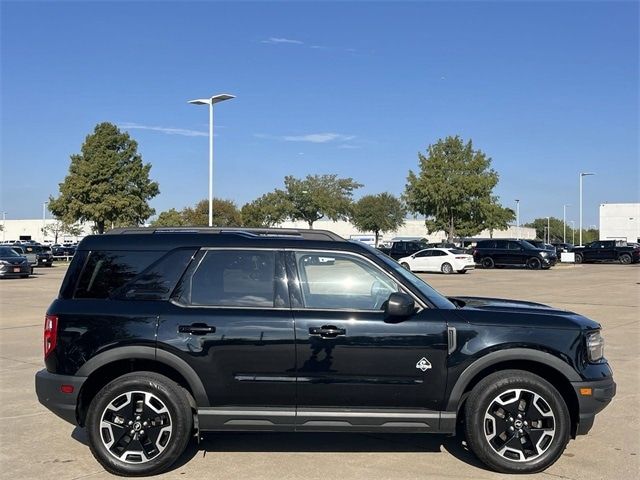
[0,219,93,244]
[599,203,640,242]
[278,219,536,244]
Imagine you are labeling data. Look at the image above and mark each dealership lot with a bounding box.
[0,264,638,480]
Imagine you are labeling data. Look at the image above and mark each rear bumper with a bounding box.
[572,376,616,435]
[35,369,86,425]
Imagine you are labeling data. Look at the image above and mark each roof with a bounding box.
[79,227,354,251]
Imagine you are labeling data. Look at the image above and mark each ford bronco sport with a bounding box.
[36,228,615,476]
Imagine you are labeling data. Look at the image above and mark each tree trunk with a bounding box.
[448,214,455,242]
[97,221,105,234]
[374,230,379,247]
[308,220,314,229]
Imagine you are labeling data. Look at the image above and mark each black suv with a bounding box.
[36,228,614,476]
[473,239,557,269]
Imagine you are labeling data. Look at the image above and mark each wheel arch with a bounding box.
[75,346,208,426]
[447,349,581,437]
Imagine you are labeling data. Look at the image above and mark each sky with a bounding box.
[1,0,638,228]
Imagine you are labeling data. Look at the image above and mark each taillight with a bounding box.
[44,314,58,359]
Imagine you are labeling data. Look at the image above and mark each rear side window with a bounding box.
[74,250,165,299]
[178,249,280,307]
[477,240,494,248]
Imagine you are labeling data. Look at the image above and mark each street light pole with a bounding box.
[1,212,5,242]
[579,172,595,246]
[563,204,570,243]
[515,199,520,239]
[546,217,550,243]
[188,93,235,227]
[570,221,576,244]
[42,202,48,243]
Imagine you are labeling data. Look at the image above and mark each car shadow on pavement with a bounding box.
[73,428,488,473]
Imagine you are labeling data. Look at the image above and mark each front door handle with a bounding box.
[178,323,216,335]
[309,325,346,338]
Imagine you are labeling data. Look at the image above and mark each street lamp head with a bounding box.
[580,172,595,177]
[188,94,235,106]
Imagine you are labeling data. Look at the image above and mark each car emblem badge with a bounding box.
[416,357,432,372]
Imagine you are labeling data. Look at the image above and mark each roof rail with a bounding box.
[105,227,345,241]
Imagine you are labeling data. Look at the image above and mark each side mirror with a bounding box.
[385,292,415,320]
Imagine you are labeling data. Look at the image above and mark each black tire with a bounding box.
[464,369,570,474]
[527,257,542,270]
[574,253,583,264]
[441,262,453,274]
[457,270,468,274]
[481,257,495,269]
[86,372,193,477]
[401,262,411,271]
[619,253,632,264]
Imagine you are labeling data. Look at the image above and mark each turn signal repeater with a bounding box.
[579,387,593,396]
[44,314,58,358]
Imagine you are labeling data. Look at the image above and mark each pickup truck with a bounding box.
[377,240,429,259]
[572,240,640,264]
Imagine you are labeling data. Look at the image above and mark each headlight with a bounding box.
[0,260,9,266]
[586,330,605,362]
[539,251,548,257]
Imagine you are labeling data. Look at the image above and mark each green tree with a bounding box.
[241,191,291,227]
[404,136,500,241]
[283,174,362,228]
[48,122,159,234]
[481,199,516,238]
[43,221,84,243]
[525,217,566,243]
[351,193,406,246]
[182,199,242,227]
[151,208,186,227]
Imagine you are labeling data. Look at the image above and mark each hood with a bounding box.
[448,295,601,330]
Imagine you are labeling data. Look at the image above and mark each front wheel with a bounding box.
[527,257,542,270]
[86,372,193,477]
[464,370,570,474]
[574,253,583,264]
[457,270,468,274]
[441,262,453,274]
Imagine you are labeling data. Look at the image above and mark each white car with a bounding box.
[398,248,475,274]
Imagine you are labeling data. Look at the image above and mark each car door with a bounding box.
[286,250,448,425]
[429,249,448,271]
[584,242,602,261]
[156,248,297,419]
[411,250,432,271]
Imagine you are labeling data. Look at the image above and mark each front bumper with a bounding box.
[35,369,87,425]
[571,376,616,435]
[0,264,31,277]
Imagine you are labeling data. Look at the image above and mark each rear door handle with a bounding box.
[178,323,216,335]
[309,325,346,338]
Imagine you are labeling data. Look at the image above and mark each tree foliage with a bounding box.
[524,217,599,244]
[240,191,291,227]
[43,221,84,243]
[404,136,506,241]
[480,199,516,238]
[152,199,241,227]
[282,174,362,228]
[351,193,406,246]
[48,122,159,234]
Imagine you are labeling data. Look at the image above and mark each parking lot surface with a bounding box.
[0,263,638,480]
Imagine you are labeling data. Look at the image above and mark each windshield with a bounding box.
[0,247,21,257]
[360,243,456,309]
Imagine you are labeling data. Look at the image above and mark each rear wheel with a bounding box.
[401,262,411,271]
[527,257,542,270]
[86,372,193,477]
[464,370,570,473]
[481,257,495,269]
[441,262,453,274]
[619,253,632,264]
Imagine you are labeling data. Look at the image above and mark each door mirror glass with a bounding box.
[385,292,415,320]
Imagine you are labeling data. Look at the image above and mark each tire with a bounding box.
[464,369,570,474]
[481,257,495,269]
[86,372,193,477]
[441,262,453,274]
[457,270,468,274]
[574,253,583,264]
[401,262,411,271]
[527,257,542,270]
[619,253,632,264]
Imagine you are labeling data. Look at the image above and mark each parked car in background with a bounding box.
[10,245,37,270]
[473,239,557,269]
[525,240,555,251]
[572,240,640,264]
[0,246,31,278]
[399,248,475,274]
[52,244,76,258]
[377,239,429,259]
[17,244,53,267]
[552,242,575,258]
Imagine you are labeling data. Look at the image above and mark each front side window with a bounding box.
[182,250,278,307]
[294,252,399,310]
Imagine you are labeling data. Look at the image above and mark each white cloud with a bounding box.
[119,123,208,137]
[261,37,303,45]
[283,133,355,143]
